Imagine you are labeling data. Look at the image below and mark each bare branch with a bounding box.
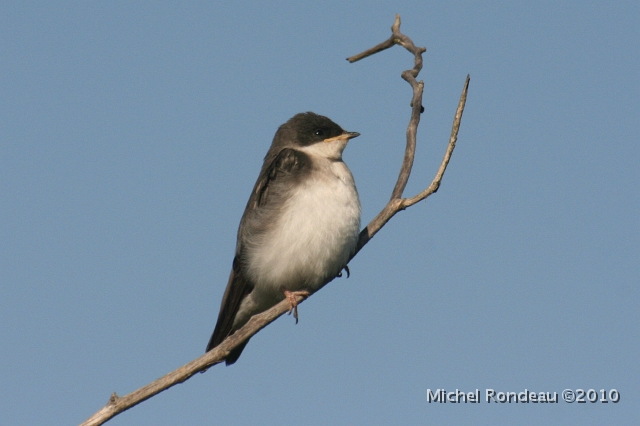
[345,15,401,63]
[350,16,468,258]
[348,15,427,202]
[80,15,469,426]
[80,294,307,426]
[402,75,470,208]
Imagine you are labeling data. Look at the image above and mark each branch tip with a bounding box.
[108,393,119,405]
[392,14,401,32]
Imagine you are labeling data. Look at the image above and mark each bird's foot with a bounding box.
[337,265,350,278]
[284,290,310,324]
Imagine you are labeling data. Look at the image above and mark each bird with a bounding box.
[206,112,362,365]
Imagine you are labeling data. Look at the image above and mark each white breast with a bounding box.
[246,158,361,296]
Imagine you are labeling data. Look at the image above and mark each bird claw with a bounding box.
[337,265,350,278]
[284,290,310,324]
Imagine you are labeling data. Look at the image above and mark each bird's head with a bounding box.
[273,112,360,161]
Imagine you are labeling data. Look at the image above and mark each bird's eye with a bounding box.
[314,129,324,136]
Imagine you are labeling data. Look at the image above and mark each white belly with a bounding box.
[247,160,361,297]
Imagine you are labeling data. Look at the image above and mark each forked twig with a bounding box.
[349,14,469,258]
[80,14,469,426]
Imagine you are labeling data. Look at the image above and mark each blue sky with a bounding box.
[1,1,638,425]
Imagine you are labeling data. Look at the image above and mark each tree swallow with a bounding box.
[206,112,361,365]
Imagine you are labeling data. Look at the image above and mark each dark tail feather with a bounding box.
[206,260,253,365]
[224,338,250,365]
[205,325,224,353]
[205,331,251,366]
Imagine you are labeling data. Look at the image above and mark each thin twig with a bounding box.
[351,15,468,257]
[403,75,469,208]
[348,15,427,202]
[80,15,469,426]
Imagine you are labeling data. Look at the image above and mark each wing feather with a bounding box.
[206,148,310,364]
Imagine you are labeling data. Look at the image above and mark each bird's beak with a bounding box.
[323,131,360,143]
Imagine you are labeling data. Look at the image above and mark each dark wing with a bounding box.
[250,147,311,210]
[206,148,311,364]
[205,257,251,354]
